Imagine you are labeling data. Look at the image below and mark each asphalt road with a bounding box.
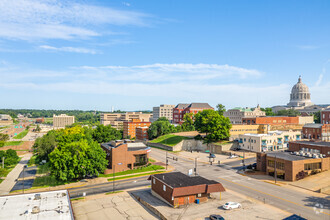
[68,176,150,199]
[150,148,330,220]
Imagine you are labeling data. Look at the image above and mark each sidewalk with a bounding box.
[0,153,32,195]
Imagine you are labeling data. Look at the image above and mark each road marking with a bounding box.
[218,177,330,216]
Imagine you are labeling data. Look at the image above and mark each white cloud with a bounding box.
[39,45,98,54]
[296,45,319,50]
[0,0,149,40]
[315,74,323,87]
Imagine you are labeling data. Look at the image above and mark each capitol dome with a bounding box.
[287,76,313,107]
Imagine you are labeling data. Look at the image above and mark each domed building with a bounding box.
[287,76,313,107]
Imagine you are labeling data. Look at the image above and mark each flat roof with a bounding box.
[290,141,330,148]
[153,172,220,188]
[303,123,323,128]
[0,190,73,220]
[101,142,149,151]
[266,152,310,161]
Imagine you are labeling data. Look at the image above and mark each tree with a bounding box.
[216,104,226,116]
[261,108,275,116]
[181,113,195,131]
[276,109,300,117]
[147,118,175,139]
[313,111,321,123]
[35,124,41,132]
[194,110,232,142]
[49,139,107,181]
[33,131,57,161]
[92,125,122,143]
[0,134,9,142]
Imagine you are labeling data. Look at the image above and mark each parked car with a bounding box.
[209,214,225,220]
[222,202,241,210]
[228,155,238,159]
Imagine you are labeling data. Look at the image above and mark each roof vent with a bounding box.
[31,206,40,214]
[34,194,41,200]
[162,176,165,180]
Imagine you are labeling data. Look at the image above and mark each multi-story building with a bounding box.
[321,110,330,124]
[100,112,152,130]
[123,119,151,139]
[224,105,266,125]
[302,123,330,141]
[257,151,329,181]
[229,124,269,141]
[173,103,213,124]
[101,140,151,172]
[238,130,302,152]
[242,115,314,125]
[53,114,75,129]
[152,104,175,122]
[136,126,149,141]
[289,141,330,157]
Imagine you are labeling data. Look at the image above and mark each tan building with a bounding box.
[152,104,175,122]
[229,124,269,141]
[224,105,266,125]
[100,112,152,130]
[238,130,302,152]
[0,114,13,125]
[123,119,151,139]
[53,114,75,129]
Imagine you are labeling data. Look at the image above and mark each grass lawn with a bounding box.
[149,134,191,146]
[105,190,123,195]
[28,155,37,167]
[32,175,75,187]
[213,141,233,146]
[107,170,165,182]
[37,163,51,174]
[13,129,29,139]
[99,164,165,178]
[148,158,156,163]
[71,197,85,201]
[3,141,23,146]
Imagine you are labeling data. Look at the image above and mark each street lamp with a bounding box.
[208,153,216,165]
[22,165,27,194]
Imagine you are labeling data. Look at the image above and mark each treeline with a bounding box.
[33,125,122,181]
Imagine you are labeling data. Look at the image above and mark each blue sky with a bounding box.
[0,0,329,111]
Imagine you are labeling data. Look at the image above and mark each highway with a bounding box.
[150,148,330,220]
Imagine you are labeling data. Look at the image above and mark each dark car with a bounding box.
[209,214,225,220]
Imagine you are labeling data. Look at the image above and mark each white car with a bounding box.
[228,155,238,159]
[222,202,241,210]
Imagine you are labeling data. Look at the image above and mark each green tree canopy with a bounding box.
[276,109,301,117]
[92,125,122,143]
[0,134,9,142]
[181,113,195,131]
[216,104,226,116]
[148,118,175,139]
[33,130,57,161]
[194,110,232,142]
[260,107,275,116]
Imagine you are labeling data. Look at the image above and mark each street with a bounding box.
[150,148,330,220]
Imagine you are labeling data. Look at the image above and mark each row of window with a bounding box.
[267,160,285,170]
[304,162,321,170]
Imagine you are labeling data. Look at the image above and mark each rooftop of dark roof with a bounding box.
[152,172,219,188]
[290,141,330,147]
[188,103,213,109]
[266,152,310,161]
[175,103,190,109]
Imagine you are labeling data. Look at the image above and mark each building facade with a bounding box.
[53,114,75,129]
[100,112,152,130]
[229,124,269,141]
[136,126,149,141]
[101,140,151,172]
[238,130,302,152]
[242,116,314,125]
[321,110,330,125]
[152,104,175,122]
[224,105,266,125]
[173,103,213,124]
[257,151,329,181]
[123,119,151,139]
[302,123,330,141]
[149,172,225,207]
[0,114,13,125]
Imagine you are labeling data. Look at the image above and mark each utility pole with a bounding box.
[274,156,277,184]
[113,165,115,193]
[166,151,168,170]
[22,165,26,194]
[194,158,197,176]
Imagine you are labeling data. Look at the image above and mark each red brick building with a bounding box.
[101,140,151,172]
[302,123,330,141]
[149,172,225,207]
[173,103,213,124]
[257,151,329,181]
[289,141,330,157]
[123,119,151,139]
[321,110,330,125]
[136,126,149,141]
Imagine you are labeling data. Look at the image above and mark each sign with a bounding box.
[147,149,151,153]
[117,163,122,165]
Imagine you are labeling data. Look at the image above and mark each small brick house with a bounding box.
[149,172,225,207]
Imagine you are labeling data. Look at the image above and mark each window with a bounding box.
[197,194,201,197]
[163,185,166,191]
[304,163,321,170]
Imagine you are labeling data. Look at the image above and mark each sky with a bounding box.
[0,0,329,111]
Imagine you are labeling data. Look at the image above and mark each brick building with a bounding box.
[100,112,152,130]
[321,110,330,124]
[257,151,329,181]
[136,126,149,141]
[229,124,269,141]
[123,119,151,139]
[173,103,213,124]
[302,123,330,141]
[101,140,151,172]
[289,141,330,157]
[149,172,225,207]
[242,116,313,125]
